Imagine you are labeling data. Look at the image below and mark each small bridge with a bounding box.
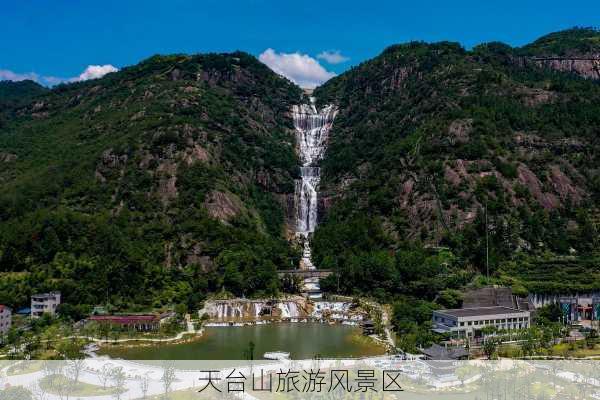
[277,269,333,279]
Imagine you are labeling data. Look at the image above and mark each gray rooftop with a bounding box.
[32,292,60,299]
[422,344,469,360]
[435,306,527,318]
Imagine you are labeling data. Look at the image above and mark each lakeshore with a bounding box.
[97,322,386,360]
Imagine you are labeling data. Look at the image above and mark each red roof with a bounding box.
[89,315,159,323]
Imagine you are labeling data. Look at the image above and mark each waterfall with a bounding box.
[292,98,336,297]
[279,301,301,318]
[207,301,267,320]
[295,167,320,234]
[203,300,306,321]
[292,98,337,296]
[254,303,263,317]
[311,301,362,321]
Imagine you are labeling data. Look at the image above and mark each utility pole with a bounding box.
[485,200,489,281]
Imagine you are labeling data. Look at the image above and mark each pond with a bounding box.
[98,323,385,360]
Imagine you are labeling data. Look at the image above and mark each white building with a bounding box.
[0,305,11,335]
[31,292,61,318]
[432,306,530,338]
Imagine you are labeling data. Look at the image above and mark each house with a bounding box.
[0,305,12,335]
[432,306,531,338]
[31,292,61,318]
[159,311,176,324]
[92,306,108,315]
[422,344,469,360]
[360,319,376,335]
[88,315,162,332]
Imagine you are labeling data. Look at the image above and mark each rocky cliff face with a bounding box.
[520,27,600,80]
[538,56,600,79]
[518,55,600,80]
[312,30,600,270]
[0,52,303,306]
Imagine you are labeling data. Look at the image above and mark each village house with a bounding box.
[360,319,376,335]
[432,306,531,338]
[31,292,61,318]
[432,286,532,339]
[422,344,469,360]
[0,305,12,335]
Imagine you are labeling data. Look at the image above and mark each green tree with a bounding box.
[0,387,33,400]
[243,341,256,361]
[483,338,498,359]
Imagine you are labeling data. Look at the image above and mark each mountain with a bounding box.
[0,52,303,311]
[0,80,49,108]
[522,27,600,55]
[0,80,49,128]
[1,29,599,313]
[518,27,600,80]
[312,28,600,297]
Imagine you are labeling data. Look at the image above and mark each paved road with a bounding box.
[1,356,392,400]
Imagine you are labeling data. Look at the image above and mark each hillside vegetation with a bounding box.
[0,80,49,129]
[313,28,600,299]
[1,29,599,320]
[0,52,303,312]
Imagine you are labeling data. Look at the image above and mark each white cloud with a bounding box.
[259,48,336,89]
[317,50,349,64]
[42,76,69,86]
[0,69,39,82]
[0,64,119,86]
[75,64,118,81]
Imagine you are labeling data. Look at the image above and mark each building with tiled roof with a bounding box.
[0,305,12,335]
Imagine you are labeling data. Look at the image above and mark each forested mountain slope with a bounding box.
[313,28,600,297]
[0,52,303,312]
[1,29,599,314]
[0,80,49,130]
[0,80,49,110]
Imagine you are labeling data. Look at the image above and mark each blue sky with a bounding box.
[1,0,599,87]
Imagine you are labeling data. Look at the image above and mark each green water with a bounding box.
[99,323,385,360]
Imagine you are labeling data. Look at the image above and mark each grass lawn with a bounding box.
[6,360,45,376]
[40,374,123,397]
[551,342,600,358]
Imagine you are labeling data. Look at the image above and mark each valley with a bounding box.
[0,27,600,362]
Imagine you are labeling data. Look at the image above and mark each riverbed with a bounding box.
[98,323,385,360]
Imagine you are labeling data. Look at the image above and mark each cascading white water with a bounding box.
[292,98,337,296]
[296,167,320,234]
[208,301,266,320]
[279,301,300,318]
[203,300,304,320]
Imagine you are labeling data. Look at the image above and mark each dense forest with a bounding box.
[1,28,599,326]
[313,28,600,304]
[0,52,303,313]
